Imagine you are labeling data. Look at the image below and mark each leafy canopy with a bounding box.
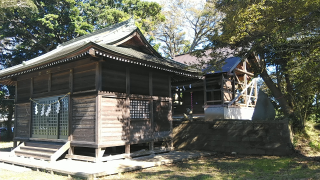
[202,0,320,130]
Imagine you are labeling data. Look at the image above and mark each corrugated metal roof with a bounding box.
[100,45,193,70]
[174,50,240,73]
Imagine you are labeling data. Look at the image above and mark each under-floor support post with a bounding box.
[68,146,74,160]
[125,144,130,154]
[95,148,106,162]
[149,141,154,151]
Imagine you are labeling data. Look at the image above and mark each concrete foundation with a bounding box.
[204,106,254,120]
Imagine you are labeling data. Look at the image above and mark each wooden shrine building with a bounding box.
[0,19,198,162]
[173,52,258,120]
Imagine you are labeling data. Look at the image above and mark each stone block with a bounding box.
[253,123,270,130]
[208,140,225,147]
[227,123,244,130]
[242,137,250,141]
[211,134,228,141]
[242,125,254,135]
[227,135,242,141]
[226,129,241,137]
[212,121,229,129]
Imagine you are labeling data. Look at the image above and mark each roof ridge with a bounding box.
[59,18,135,47]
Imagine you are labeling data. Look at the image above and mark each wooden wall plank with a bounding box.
[72,95,96,142]
[15,103,31,138]
[152,73,169,97]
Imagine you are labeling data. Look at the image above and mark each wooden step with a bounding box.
[15,150,52,161]
[25,141,64,149]
[20,146,57,153]
[12,141,70,162]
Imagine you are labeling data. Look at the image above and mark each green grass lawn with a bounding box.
[101,155,320,180]
[1,141,320,180]
[1,152,320,180]
[1,120,320,180]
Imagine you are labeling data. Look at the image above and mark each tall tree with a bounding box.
[0,0,37,140]
[0,0,164,138]
[154,0,219,58]
[201,0,320,131]
[154,3,189,58]
[78,0,164,35]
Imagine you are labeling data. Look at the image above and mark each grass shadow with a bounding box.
[130,155,320,180]
[0,147,12,152]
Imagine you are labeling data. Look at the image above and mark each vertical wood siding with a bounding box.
[15,103,31,138]
[152,73,169,97]
[130,69,149,95]
[17,79,30,103]
[153,100,171,132]
[51,70,69,92]
[73,62,96,92]
[33,74,49,94]
[102,63,126,93]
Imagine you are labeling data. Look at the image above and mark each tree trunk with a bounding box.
[247,56,294,118]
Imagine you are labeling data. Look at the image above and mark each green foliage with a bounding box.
[153,0,219,59]
[0,0,164,66]
[0,0,164,140]
[202,0,320,131]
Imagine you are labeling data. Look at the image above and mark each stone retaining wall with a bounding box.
[172,120,294,155]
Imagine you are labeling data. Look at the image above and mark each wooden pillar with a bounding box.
[203,77,207,105]
[149,99,154,151]
[48,72,51,92]
[125,144,130,154]
[221,74,224,105]
[68,69,73,141]
[13,81,18,148]
[254,79,258,105]
[149,72,153,96]
[168,99,173,150]
[68,146,74,159]
[232,74,236,100]
[149,72,154,150]
[96,95,102,144]
[29,78,33,139]
[126,67,130,94]
[95,148,106,162]
[243,61,247,105]
[168,76,171,98]
[95,60,102,91]
[125,67,130,155]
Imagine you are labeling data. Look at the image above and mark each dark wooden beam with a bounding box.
[95,60,102,91]
[149,72,153,96]
[14,81,18,148]
[68,69,73,141]
[232,74,236,100]
[48,73,51,92]
[126,67,130,94]
[221,74,224,105]
[203,77,207,105]
[96,95,102,144]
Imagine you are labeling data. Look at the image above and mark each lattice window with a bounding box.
[32,95,68,139]
[173,88,183,105]
[130,100,150,119]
